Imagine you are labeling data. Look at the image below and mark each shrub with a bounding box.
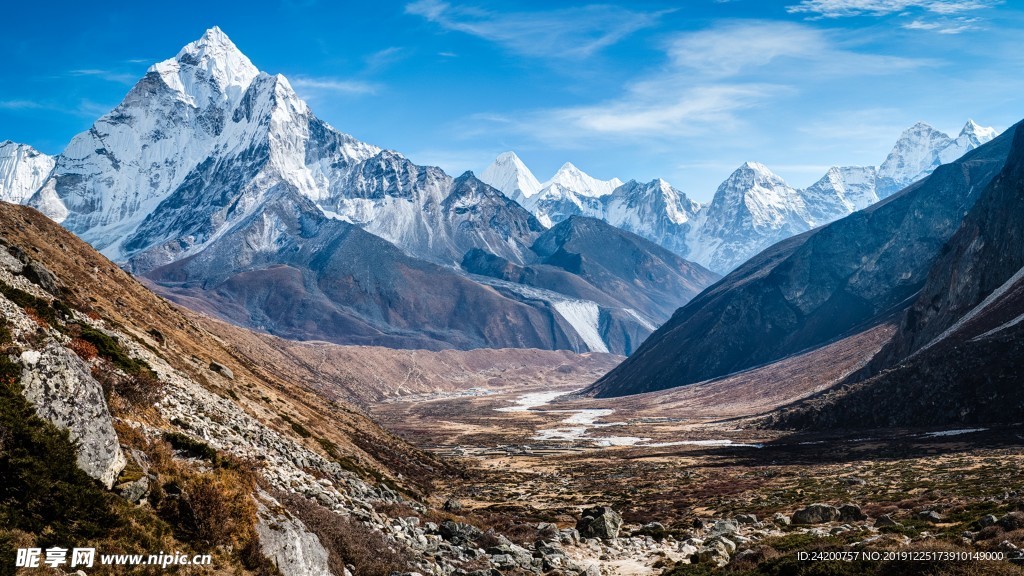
[162,432,218,462]
[69,337,99,361]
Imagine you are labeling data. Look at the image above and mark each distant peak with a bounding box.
[738,161,772,174]
[960,119,998,140]
[495,151,523,163]
[556,161,580,174]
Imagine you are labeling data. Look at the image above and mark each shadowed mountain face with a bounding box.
[772,124,1024,429]
[461,216,719,355]
[147,188,582,351]
[586,124,1018,398]
[530,216,717,321]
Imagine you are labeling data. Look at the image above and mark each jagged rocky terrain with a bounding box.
[0,27,717,355]
[587,122,1018,397]
[0,200,651,576]
[482,122,998,274]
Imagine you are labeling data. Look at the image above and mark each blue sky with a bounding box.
[1,0,1022,201]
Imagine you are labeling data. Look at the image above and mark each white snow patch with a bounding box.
[552,300,609,353]
[922,428,987,438]
[495,391,569,412]
[919,263,1024,353]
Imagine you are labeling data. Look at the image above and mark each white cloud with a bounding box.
[365,47,406,70]
[787,0,1001,18]
[290,76,379,95]
[67,69,139,85]
[0,100,45,110]
[404,0,666,59]
[467,21,932,145]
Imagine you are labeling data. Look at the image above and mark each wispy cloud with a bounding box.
[0,100,46,110]
[787,0,1001,18]
[290,76,379,95]
[67,69,139,84]
[470,20,933,144]
[365,47,407,71]
[902,15,982,32]
[404,0,667,59]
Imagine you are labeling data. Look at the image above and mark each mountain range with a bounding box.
[481,121,998,274]
[588,121,1018,400]
[0,27,717,355]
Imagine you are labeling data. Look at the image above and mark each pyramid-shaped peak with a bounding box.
[150,26,259,102]
[738,161,776,176]
[495,151,524,163]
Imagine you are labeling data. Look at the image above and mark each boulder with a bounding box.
[874,514,902,528]
[974,514,998,529]
[23,261,61,294]
[209,361,234,380]
[918,510,945,523]
[999,512,1024,531]
[19,343,126,488]
[839,504,867,522]
[439,520,483,545]
[115,476,150,504]
[576,506,623,540]
[792,504,840,525]
[255,495,331,576]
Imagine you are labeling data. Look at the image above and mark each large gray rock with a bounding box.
[792,504,840,525]
[20,343,126,489]
[576,506,623,540]
[256,496,331,576]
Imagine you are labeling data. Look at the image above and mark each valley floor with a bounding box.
[370,342,1024,575]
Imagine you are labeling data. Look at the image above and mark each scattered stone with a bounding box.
[577,506,622,540]
[710,519,739,535]
[792,504,840,525]
[772,513,791,526]
[842,477,867,486]
[438,520,483,545]
[0,247,24,275]
[442,498,462,512]
[735,514,758,525]
[918,510,945,523]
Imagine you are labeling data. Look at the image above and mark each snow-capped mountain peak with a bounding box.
[151,25,258,106]
[479,151,542,200]
[545,162,623,198]
[960,119,998,143]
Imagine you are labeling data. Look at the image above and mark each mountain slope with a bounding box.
[145,187,578,351]
[0,141,54,204]
[773,123,1024,428]
[586,123,1018,397]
